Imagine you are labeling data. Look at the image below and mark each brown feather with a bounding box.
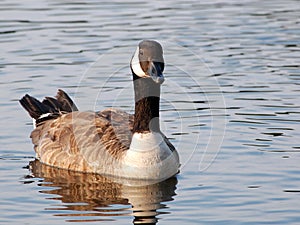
[30,109,134,173]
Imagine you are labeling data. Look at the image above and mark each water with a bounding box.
[0,0,300,224]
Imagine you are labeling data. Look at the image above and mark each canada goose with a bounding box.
[20,40,180,181]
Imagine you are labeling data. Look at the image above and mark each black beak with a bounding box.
[148,61,165,84]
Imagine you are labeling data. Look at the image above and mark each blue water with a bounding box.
[1,0,300,224]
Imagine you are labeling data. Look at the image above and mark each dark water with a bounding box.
[1,0,300,224]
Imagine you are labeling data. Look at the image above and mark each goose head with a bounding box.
[130,40,165,84]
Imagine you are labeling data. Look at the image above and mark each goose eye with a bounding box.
[139,49,144,55]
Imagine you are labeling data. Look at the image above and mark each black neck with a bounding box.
[132,72,161,133]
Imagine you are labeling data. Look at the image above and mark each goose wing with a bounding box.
[31,109,133,173]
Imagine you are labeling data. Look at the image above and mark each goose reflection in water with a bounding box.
[24,159,178,224]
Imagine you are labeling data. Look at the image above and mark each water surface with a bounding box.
[1,0,300,224]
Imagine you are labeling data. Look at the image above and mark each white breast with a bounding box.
[120,132,179,180]
[130,132,165,152]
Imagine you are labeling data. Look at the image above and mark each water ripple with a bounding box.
[1,0,300,224]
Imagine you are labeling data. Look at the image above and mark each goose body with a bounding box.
[20,40,180,181]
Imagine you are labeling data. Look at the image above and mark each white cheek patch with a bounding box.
[131,47,147,77]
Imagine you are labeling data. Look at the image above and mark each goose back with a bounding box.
[31,108,134,174]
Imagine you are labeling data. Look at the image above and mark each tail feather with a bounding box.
[42,97,62,112]
[56,89,78,112]
[19,89,78,124]
[19,94,54,120]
